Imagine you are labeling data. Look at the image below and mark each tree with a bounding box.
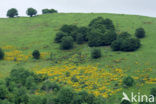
[60,36,74,50]
[7,8,18,18]
[135,28,146,38]
[26,8,37,17]
[32,50,40,59]
[0,48,4,60]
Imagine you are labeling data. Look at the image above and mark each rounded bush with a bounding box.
[60,36,74,50]
[32,50,40,59]
[7,8,18,18]
[120,38,141,52]
[91,48,102,59]
[41,81,60,91]
[0,48,4,60]
[26,8,37,17]
[135,28,145,38]
[55,32,67,43]
[103,18,115,30]
[123,76,134,87]
[77,27,89,41]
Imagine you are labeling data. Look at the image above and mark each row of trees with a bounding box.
[54,17,145,52]
[6,8,58,18]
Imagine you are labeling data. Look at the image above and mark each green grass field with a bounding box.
[0,13,156,104]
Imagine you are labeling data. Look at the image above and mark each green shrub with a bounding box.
[120,38,141,52]
[101,30,117,45]
[0,48,4,60]
[123,76,134,87]
[26,8,37,17]
[150,88,156,97]
[55,32,67,43]
[76,33,84,44]
[0,85,8,100]
[103,18,115,30]
[135,28,146,38]
[32,50,40,59]
[60,36,74,50]
[91,48,102,59]
[42,9,57,14]
[41,80,60,91]
[7,8,18,18]
[71,76,79,82]
[118,32,131,39]
[111,39,122,51]
[121,100,131,104]
[88,29,103,47]
[57,87,74,104]
[77,27,89,41]
[60,25,78,34]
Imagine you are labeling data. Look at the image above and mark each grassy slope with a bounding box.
[0,13,156,103]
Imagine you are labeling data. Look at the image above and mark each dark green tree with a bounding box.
[123,76,134,87]
[7,8,18,18]
[91,48,102,59]
[26,8,37,17]
[55,32,67,43]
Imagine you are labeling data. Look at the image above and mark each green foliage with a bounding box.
[71,76,79,82]
[55,32,67,43]
[118,32,131,39]
[26,8,37,17]
[42,9,58,14]
[77,27,89,41]
[91,48,102,59]
[76,33,84,44]
[120,38,141,52]
[32,50,40,59]
[88,29,103,47]
[0,85,8,100]
[7,8,18,18]
[150,88,156,97]
[111,32,141,52]
[41,80,60,92]
[28,95,47,104]
[101,30,117,45]
[60,36,74,50]
[123,76,134,87]
[135,28,146,38]
[57,87,74,104]
[121,100,131,104]
[60,24,78,35]
[0,48,4,60]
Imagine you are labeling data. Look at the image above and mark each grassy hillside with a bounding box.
[0,13,156,104]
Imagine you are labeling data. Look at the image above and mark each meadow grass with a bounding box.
[0,13,155,103]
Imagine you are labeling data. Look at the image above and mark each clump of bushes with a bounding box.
[42,9,58,14]
[32,50,40,59]
[135,28,146,38]
[123,76,134,87]
[60,36,74,50]
[0,48,4,60]
[55,32,67,43]
[91,48,102,59]
[111,32,141,52]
